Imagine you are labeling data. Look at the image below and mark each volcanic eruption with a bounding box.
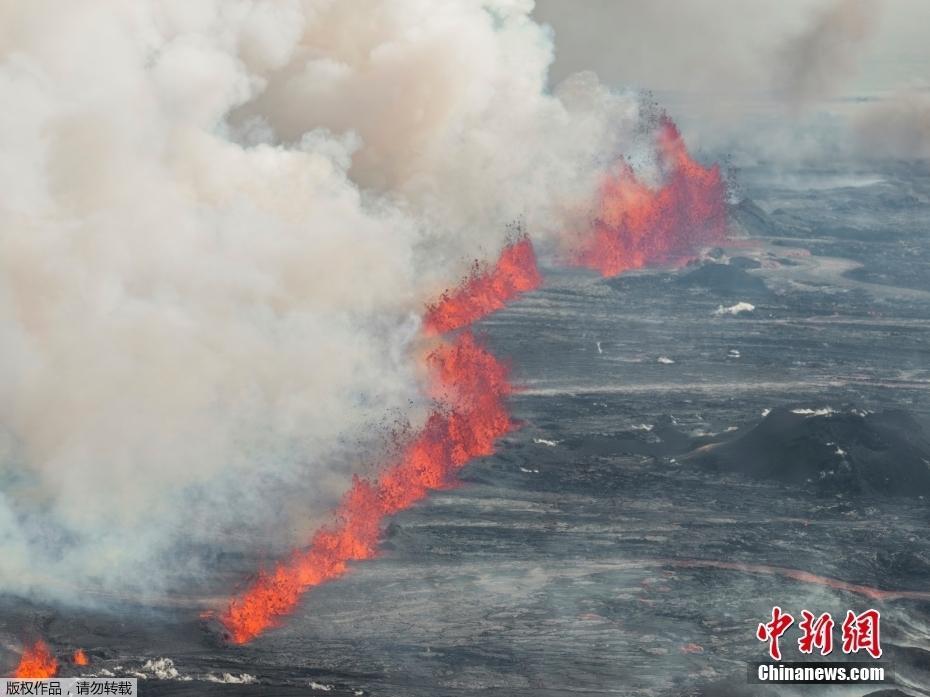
[13,641,58,679]
[219,241,542,644]
[7,2,930,693]
[217,115,727,644]
[0,0,730,659]
[572,117,727,276]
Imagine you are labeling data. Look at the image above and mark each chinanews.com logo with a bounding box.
[748,606,894,685]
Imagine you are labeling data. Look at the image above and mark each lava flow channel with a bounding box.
[13,641,58,678]
[219,242,541,644]
[573,116,727,277]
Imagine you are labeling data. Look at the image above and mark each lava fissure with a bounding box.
[218,117,725,644]
[220,332,515,643]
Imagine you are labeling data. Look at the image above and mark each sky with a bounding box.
[533,0,930,160]
[534,0,929,95]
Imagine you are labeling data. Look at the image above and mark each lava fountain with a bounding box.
[572,116,727,277]
[424,236,541,334]
[72,649,89,667]
[13,641,58,678]
[219,241,541,644]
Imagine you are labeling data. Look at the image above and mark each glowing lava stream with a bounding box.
[13,641,58,678]
[219,239,542,644]
[218,117,727,644]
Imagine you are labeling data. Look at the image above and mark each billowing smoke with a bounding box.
[774,0,879,108]
[0,0,643,602]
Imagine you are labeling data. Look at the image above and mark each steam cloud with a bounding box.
[0,0,644,602]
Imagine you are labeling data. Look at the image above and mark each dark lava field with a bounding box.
[3,161,930,696]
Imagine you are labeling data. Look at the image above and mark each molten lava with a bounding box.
[219,230,541,644]
[220,332,513,644]
[423,237,541,334]
[216,122,726,644]
[72,649,89,666]
[573,116,727,277]
[13,641,58,678]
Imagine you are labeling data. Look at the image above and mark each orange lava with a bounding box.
[13,641,58,678]
[219,331,512,644]
[72,649,89,666]
[423,236,541,334]
[216,122,727,644]
[573,116,727,276]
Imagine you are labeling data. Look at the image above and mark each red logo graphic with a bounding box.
[798,610,835,656]
[841,609,882,659]
[757,606,794,660]
[757,608,882,660]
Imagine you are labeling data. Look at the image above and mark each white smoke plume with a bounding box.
[0,0,640,602]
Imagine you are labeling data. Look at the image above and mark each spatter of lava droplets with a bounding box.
[219,242,542,644]
[572,116,727,277]
[13,641,58,678]
[423,236,542,334]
